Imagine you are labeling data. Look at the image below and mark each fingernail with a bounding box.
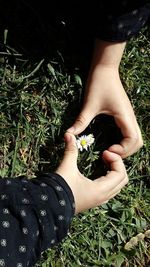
[67,126,75,133]
[64,132,71,142]
[67,134,71,142]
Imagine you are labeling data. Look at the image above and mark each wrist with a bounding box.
[87,63,120,83]
[91,63,120,74]
[90,39,126,70]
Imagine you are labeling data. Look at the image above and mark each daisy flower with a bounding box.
[76,134,95,152]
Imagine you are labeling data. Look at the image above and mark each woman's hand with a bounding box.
[67,41,143,158]
[56,133,128,214]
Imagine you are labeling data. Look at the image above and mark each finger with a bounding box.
[102,190,121,204]
[63,133,78,163]
[95,151,127,192]
[55,133,79,188]
[67,107,95,135]
[108,115,143,158]
[92,172,128,208]
[120,123,143,157]
[107,174,128,197]
[108,136,143,158]
[102,150,126,173]
[108,144,125,157]
[94,173,128,206]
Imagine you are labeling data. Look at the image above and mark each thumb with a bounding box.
[67,108,95,135]
[63,132,78,163]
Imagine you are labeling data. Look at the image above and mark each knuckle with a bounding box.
[131,134,139,144]
[138,139,144,148]
[65,147,76,155]
[131,134,143,146]
[130,134,144,150]
[120,170,126,181]
[124,176,129,185]
[121,174,126,182]
[118,171,127,183]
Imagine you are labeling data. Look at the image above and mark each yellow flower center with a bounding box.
[80,139,87,146]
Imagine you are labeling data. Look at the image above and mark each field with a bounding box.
[0,26,150,267]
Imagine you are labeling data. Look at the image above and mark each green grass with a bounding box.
[0,27,150,267]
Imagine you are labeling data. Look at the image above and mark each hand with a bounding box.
[56,132,128,214]
[67,40,143,158]
[67,66,143,158]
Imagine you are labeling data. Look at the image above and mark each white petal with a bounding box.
[84,145,88,151]
[80,146,83,152]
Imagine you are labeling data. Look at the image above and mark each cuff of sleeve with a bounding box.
[37,172,75,216]
[34,172,75,248]
[95,4,150,42]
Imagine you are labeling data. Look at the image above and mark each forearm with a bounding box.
[90,40,126,70]
[0,174,75,266]
[85,40,126,95]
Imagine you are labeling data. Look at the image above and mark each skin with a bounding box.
[56,133,128,214]
[67,40,143,158]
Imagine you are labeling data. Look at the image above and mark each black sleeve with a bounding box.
[93,0,150,41]
[0,173,75,267]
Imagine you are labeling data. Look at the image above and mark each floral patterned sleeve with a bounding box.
[0,173,75,267]
[93,0,150,41]
[0,0,149,55]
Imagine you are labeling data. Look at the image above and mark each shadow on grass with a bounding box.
[38,111,123,179]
